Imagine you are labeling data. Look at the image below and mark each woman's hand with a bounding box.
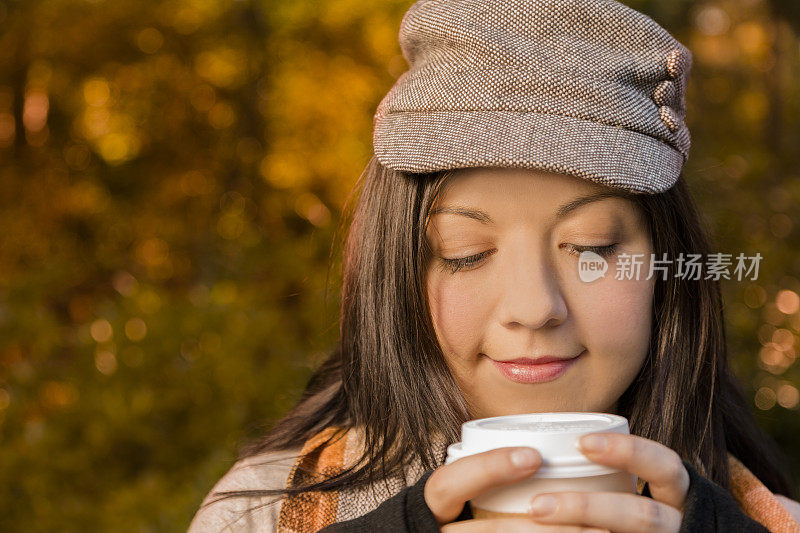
[526,432,690,533]
[425,446,611,532]
[426,432,690,532]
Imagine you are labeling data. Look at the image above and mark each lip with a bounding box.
[486,350,585,384]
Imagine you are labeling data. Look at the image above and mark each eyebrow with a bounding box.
[429,191,631,225]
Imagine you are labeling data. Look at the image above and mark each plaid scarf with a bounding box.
[277,425,800,532]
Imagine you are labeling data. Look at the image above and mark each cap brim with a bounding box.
[373,109,683,194]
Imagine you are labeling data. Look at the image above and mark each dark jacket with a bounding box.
[319,460,769,532]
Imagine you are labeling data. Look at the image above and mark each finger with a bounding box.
[425,447,542,524]
[575,432,690,510]
[528,490,682,533]
[441,518,610,533]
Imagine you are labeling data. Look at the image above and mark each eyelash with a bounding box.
[438,244,618,274]
[563,243,618,258]
[438,249,496,274]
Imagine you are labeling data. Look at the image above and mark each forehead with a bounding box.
[430,167,642,222]
[435,167,613,203]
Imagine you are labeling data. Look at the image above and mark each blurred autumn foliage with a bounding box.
[0,0,799,530]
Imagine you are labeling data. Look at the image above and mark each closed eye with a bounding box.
[438,249,495,274]
[438,243,618,275]
[562,243,618,257]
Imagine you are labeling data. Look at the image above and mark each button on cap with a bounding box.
[659,105,682,132]
[653,80,677,107]
[666,49,689,79]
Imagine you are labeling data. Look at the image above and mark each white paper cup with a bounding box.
[445,412,637,518]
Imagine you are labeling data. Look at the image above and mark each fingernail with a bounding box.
[530,495,557,516]
[510,448,538,469]
[579,434,607,453]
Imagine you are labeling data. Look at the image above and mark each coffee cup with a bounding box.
[444,412,637,519]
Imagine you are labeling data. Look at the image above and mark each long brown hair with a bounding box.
[202,155,796,512]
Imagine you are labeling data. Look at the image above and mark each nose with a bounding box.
[498,243,568,330]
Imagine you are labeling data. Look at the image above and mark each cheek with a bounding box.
[570,276,653,359]
[427,273,492,358]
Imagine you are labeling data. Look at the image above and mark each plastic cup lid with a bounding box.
[445,412,630,478]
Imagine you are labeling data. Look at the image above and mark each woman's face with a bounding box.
[424,167,655,419]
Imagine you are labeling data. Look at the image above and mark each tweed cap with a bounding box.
[372,0,693,194]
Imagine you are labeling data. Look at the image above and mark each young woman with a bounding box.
[189,1,800,531]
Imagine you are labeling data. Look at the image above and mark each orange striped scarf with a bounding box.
[277,425,800,532]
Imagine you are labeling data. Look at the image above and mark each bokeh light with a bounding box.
[777,290,800,314]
